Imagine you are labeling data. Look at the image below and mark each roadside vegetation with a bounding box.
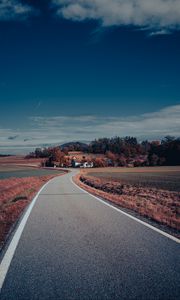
[74,167,180,237]
[0,172,66,250]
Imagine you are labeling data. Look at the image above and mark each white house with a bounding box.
[81,162,94,168]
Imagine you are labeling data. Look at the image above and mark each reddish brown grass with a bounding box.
[0,173,64,249]
[82,166,180,174]
[74,173,180,236]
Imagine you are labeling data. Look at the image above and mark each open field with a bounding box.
[84,166,180,191]
[0,167,65,179]
[0,155,65,179]
[0,155,44,167]
[76,166,180,235]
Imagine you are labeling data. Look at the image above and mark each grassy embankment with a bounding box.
[74,166,180,236]
[0,156,66,250]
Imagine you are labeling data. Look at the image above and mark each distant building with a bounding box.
[81,162,94,168]
[71,158,93,168]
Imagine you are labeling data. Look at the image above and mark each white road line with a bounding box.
[0,177,57,291]
[71,176,180,244]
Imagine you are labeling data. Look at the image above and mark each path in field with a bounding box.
[0,171,179,299]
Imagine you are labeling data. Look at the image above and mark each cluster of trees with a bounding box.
[87,136,180,166]
[26,147,67,167]
[88,137,144,157]
[26,136,180,167]
[148,136,180,166]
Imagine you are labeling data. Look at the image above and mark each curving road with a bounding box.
[0,170,180,299]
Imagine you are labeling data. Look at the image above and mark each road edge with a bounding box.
[0,176,59,291]
[71,175,180,244]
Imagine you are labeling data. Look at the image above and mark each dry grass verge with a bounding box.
[0,173,65,250]
[74,173,180,237]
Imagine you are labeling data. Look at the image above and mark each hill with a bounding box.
[60,141,89,152]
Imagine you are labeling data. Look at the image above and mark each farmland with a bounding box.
[0,155,65,179]
[0,167,65,180]
[0,155,44,166]
[84,166,180,191]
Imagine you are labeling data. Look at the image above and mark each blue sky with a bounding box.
[0,0,180,154]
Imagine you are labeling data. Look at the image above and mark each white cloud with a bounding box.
[149,29,171,36]
[53,0,180,33]
[0,0,34,20]
[0,104,179,154]
[30,104,180,140]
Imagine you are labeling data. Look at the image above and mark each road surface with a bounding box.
[0,171,180,299]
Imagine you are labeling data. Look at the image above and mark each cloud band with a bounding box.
[0,104,179,154]
[53,0,180,34]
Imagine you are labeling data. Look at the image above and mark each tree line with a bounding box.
[26,136,180,167]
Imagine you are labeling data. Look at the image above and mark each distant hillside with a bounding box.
[60,141,89,152]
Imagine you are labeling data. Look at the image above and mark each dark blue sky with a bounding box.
[0,0,180,153]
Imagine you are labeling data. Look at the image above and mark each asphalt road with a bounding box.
[0,171,180,299]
